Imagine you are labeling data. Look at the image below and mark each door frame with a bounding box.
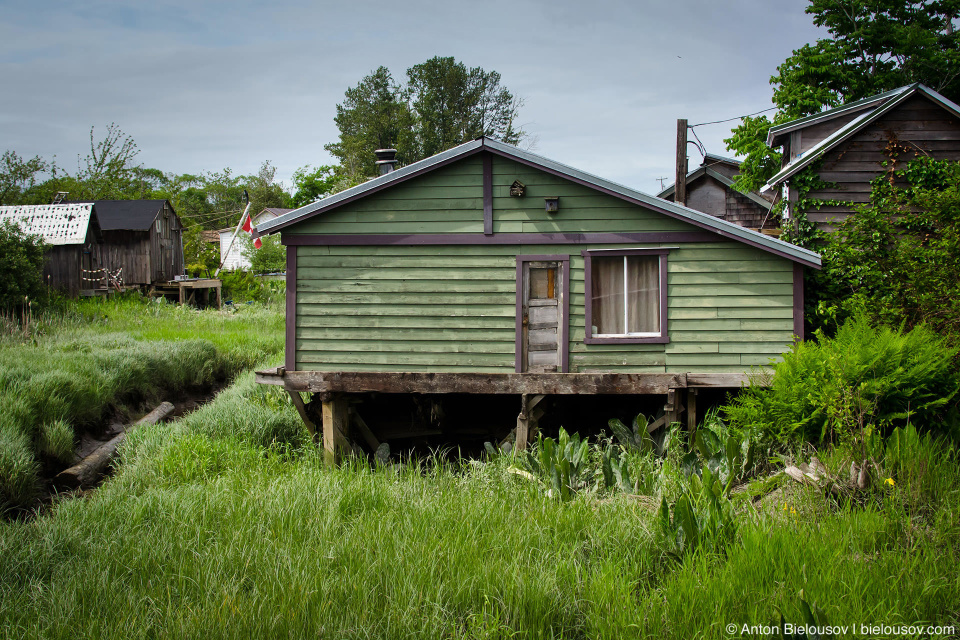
[515,254,571,373]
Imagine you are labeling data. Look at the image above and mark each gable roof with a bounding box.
[257,137,819,268]
[0,204,96,245]
[94,200,171,231]
[657,166,772,212]
[763,84,960,191]
[765,85,911,148]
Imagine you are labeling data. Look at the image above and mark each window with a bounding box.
[582,249,669,344]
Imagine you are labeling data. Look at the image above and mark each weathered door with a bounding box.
[521,260,563,372]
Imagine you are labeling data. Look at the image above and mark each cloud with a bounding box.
[0,0,824,192]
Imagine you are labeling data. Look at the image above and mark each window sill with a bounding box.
[584,335,670,345]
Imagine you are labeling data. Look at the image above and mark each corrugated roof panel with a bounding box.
[0,204,95,245]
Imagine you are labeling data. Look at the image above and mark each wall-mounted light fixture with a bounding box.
[544,196,559,213]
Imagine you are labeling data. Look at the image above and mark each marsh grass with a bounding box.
[0,295,284,510]
[1,298,958,637]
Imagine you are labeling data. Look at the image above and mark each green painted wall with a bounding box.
[286,155,797,373]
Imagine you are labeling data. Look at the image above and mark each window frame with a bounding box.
[582,248,670,344]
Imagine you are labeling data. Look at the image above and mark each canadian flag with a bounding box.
[242,211,262,249]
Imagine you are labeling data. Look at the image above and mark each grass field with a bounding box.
[0,295,284,509]
[0,299,958,638]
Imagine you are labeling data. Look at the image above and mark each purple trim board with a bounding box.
[482,153,493,236]
[582,248,671,345]
[282,231,720,246]
[793,262,805,341]
[285,245,297,371]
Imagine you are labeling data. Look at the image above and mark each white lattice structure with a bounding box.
[0,204,96,245]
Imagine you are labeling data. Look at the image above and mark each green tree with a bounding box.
[727,0,960,192]
[0,221,47,310]
[290,165,341,207]
[245,161,291,215]
[0,151,49,205]
[324,66,414,183]
[73,123,142,200]
[325,58,524,182]
[407,56,522,159]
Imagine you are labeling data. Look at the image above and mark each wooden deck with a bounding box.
[255,368,758,395]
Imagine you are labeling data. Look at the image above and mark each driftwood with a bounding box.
[55,401,175,489]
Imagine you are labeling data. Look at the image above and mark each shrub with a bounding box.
[0,220,47,311]
[724,314,960,444]
[813,157,960,337]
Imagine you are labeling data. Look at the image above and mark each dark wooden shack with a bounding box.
[763,83,960,232]
[95,200,184,286]
[658,154,774,230]
[0,203,103,296]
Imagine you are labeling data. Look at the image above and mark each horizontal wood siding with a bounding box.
[295,242,795,374]
[803,95,960,231]
[296,245,517,372]
[288,154,798,374]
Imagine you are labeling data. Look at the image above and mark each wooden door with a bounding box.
[521,261,563,372]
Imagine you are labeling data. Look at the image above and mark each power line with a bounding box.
[689,106,777,128]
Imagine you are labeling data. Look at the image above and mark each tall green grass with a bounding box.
[0,295,284,510]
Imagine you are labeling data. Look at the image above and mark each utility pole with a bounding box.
[676,119,688,206]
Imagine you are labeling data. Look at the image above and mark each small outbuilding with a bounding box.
[0,203,103,296]
[94,200,184,286]
[658,153,774,231]
[254,138,820,460]
[763,83,960,232]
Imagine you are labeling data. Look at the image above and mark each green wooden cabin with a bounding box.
[258,137,819,380]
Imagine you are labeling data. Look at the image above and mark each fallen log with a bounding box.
[55,401,176,489]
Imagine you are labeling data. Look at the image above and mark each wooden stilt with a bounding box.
[286,390,317,440]
[687,388,698,445]
[516,394,530,451]
[321,394,350,466]
[515,394,546,450]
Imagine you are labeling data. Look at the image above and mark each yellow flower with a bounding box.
[791,508,797,515]
[885,478,895,487]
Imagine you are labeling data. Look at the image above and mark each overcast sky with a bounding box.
[1,0,825,195]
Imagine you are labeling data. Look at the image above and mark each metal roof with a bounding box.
[657,167,771,212]
[0,204,95,245]
[763,84,960,191]
[702,152,741,166]
[765,85,913,148]
[257,137,819,268]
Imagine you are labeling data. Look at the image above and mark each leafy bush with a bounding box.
[520,427,591,500]
[220,269,285,304]
[242,233,286,275]
[814,157,960,337]
[724,315,960,444]
[0,221,47,311]
[656,464,737,558]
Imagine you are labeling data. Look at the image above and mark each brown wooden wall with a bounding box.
[102,231,152,285]
[100,202,183,285]
[677,175,769,229]
[42,231,102,296]
[802,95,960,231]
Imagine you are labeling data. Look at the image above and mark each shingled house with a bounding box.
[658,153,773,230]
[763,83,960,232]
[253,138,820,460]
